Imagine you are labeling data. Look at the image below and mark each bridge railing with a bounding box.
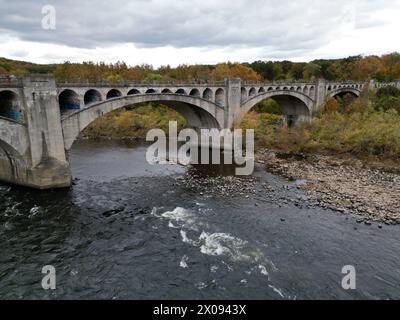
[56,79,227,87]
[0,77,22,87]
[242,80,317,86]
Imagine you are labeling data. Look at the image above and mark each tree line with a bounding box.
[0,53,399,83]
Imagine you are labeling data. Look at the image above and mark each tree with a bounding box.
[303,63,321,80]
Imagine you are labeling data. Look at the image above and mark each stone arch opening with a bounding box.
[203,88,213,100]
[84,89,102,105]
[0,90,22,122]
[241,92,312,128]
[332,90,359,99]
[162,88,172,94]
[62,95,223,150]
[215,88,225,106]
[145,89,156,94]
[189,88,200,97]
[259,87,266,93]
[176,88,187,95]
[59,89,80,112]
[106,89,122,100]
[128,89,140,95]
[241,87,247,102]
[249,87,257,97]
[267,95,310,127]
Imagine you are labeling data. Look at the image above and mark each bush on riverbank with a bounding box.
[240,89,400,161]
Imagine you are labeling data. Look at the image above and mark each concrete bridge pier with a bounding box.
[19,75,71,188]
[225,78,242,129]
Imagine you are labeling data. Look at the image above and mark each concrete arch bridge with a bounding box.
[0,75,397,188]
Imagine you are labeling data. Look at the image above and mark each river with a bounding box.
[0,139,399,299]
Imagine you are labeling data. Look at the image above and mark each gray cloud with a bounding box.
[0,0,398,57]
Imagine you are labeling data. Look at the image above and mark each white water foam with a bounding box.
[162,207,205,231]
[161,207,278,282]
[258,265,269,277]
[268,284,285,298]
[180,230,198,246]
[179,255,189,268]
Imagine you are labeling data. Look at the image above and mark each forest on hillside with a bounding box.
[1,53,399,83]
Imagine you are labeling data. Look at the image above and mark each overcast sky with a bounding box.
[0,0,399,67]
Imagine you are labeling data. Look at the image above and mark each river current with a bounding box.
[0,140,399,299]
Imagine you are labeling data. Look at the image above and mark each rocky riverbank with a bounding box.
[256,149,400,225]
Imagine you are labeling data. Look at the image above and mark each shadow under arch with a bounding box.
[239,90,313,126]
[0,90,22,122]
[61,93,225,150]
[330,88,361,99]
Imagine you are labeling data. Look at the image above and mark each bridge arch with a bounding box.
[0,90,22,122]
[61,94,225,150]
[162,88,173,94]
[84,89,102,105]
[241,87,247,102]
[215,88,225,106]
[240,90,313,126]
[189,88,200,97]
[176,88,187,95]
[106,89,122,99]
[203,88,213,100]
[59,89,81,112]
[330,87,361,99]
[128,89,140,95]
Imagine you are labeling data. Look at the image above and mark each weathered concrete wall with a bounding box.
[0,75,71,189]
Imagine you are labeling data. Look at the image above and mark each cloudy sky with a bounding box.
[0,0,399,66]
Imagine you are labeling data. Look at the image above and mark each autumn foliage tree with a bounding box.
[1,53,400,82]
